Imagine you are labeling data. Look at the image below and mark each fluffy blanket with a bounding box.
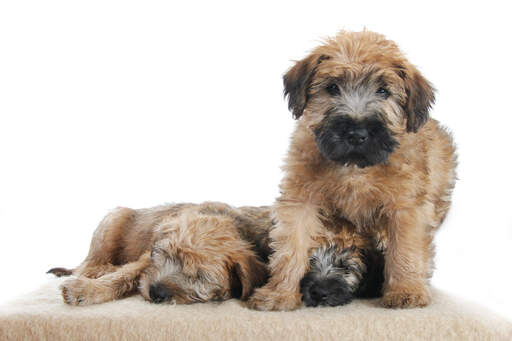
[0,278,510,340]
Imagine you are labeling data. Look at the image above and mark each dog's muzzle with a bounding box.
[149,283,172,303]
[347,128,369,146]
[314,115,398,168]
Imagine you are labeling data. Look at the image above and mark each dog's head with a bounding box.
[300,245,365,307]
[284,30,435,168]
[138,214,267,304]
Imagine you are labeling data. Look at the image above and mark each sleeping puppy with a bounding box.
[48,202,272,306]
[300,243,384,307]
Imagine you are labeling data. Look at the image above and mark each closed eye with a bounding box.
[326,83,341,96]
[376,87,390,98]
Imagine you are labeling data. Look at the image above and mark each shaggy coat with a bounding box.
[248,30,456,311]
[49,202,271,306]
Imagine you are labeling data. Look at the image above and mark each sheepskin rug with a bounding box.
[1,277,511,340]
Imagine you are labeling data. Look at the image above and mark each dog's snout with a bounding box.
[149,284,172,303]
[347,128,368,145]
[310,286,329,303]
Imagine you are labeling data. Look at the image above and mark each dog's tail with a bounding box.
[47,267,73,277]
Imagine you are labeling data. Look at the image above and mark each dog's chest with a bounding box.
[326,172,387,230]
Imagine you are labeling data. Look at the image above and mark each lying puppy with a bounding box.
[48,202,271,306]
[301,242,384,307]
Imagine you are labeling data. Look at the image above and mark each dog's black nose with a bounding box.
[149,284,171,303]
[310,286,329,303]
[347,128,368,145]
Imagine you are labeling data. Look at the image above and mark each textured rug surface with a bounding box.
[0,277,511,341]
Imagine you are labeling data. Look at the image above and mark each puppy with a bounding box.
[48,202,271,306]
[248,30,457,311]
[301,244,384,307]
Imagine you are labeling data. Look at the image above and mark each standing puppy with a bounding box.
[248,30,456,311]
[48,202,271,306]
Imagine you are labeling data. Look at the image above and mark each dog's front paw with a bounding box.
[381,286,431,308]
[60,278,110,306]
[247,286,301,311]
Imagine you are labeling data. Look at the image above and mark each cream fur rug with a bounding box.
[1,277,510,340]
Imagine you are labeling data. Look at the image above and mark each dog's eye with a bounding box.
[326,83,341,96]
[376,87,390,98]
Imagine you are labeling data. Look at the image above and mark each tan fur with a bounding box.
[49,202,271,306]
[248,30,457,311]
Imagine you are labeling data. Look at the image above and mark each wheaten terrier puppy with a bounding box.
[248,30,456,311]
[49,202,271,305]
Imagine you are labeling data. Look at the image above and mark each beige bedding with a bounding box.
[1,277,510,340]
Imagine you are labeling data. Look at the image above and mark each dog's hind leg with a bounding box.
[60,251,151,306]
[48,207,135,279]
[74,263,120,279]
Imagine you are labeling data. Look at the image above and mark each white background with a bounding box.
[1,1,511,320]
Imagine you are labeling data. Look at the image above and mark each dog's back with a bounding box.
[196,202,274,262]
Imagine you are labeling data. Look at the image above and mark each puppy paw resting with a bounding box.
[247,287,302,311]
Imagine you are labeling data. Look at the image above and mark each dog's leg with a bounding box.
[60,251,151,306]
[52,207,135,279]
[381,208,433,308]
[74,263,120,279]
[247,201,324,311]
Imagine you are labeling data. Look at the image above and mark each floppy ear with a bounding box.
[399,65,436,132]
[230,253,268,300]
[283,54,329,119]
